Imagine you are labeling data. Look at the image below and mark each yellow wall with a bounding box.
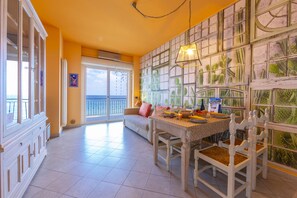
[132,56,140,106]
[63,41,82,126]
[44,24,63,137]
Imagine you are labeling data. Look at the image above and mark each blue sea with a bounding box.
[86,95,127,116]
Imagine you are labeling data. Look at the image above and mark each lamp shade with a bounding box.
[175,43,199,63]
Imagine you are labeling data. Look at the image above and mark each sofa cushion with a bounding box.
[139,102,152,117]
[124,115,149,130]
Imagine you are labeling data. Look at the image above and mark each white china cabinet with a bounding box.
[0,0,47,197]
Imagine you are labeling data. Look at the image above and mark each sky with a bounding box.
[7,61,31,99]
[86,68,128,96]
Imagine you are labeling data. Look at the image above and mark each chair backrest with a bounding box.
[228,112,255,166]
[252,109,269,147]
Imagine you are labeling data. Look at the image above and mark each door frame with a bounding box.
[82,64,131,124]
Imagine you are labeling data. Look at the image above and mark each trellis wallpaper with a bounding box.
[140,0,297,170]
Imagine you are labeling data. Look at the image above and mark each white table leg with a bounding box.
[153,121,159,165]
[181,141,190,191]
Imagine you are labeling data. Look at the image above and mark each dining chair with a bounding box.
[194,113,254,198]
[219,109,269,190]
[158,132,182,171]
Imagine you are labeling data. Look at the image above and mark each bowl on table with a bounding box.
[180,110,192,118]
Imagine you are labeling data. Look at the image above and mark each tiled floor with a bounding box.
[24,122,297,198]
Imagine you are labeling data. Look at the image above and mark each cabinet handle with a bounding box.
[30,153,34,157]
[39,127,41,129]
[20,142,23,146]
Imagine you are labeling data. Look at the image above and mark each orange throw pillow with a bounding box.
[139,102,152,117]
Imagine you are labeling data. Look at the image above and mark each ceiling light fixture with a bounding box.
[175,0,202,65]
[131,0,187,19]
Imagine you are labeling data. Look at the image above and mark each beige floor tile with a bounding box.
[22,186,43,198]
[144,175,171,194]
[142,190,170,198]
[65,162,95,177]
[27,188,62,198]
[87,181,120,198]
[132,160,153,174]
[30,168,63,188]
[123,171,150,188]
[65,178,99,198]
[99,156,121,167]
[59,195,74,198]
[85,165,112,181]
[103,168,130,184]
[45,173,81,193]
[115,186,143,198]
[84,154,106,165]
[115,158,137,170]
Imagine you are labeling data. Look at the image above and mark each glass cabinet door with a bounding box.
[34,28,40,115]
[22,9,30,121]
[40,38,45,113]
[6,0,19,126]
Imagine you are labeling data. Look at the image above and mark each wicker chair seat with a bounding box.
[200,146,248,166]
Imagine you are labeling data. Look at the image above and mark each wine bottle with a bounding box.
[200,99,205,111]
[218,104,222,113]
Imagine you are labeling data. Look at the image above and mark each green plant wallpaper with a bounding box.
[140,0,297,169]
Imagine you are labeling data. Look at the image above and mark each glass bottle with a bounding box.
[200,99,205,111]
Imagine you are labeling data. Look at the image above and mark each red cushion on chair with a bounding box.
[139,102,152,117]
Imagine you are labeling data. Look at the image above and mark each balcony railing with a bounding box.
[86,95,127,117]
[6,98,29,121]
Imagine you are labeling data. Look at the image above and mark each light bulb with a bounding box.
[186,48,194,55]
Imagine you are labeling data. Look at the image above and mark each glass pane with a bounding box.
[273,130,297,151]
[6,0,19,125]
[86,68,107,121]
[275,89,297,106]
[274,107,297,125]
[252,90,271,105]
[40,38,45,112]
[22,10,30,120]
[109,71,128,120]
[34,29,40,115]
[269,146,297,169]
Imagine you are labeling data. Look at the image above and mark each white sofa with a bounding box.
[123,107,153,143]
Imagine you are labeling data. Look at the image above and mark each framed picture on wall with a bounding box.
[69,73,78,87]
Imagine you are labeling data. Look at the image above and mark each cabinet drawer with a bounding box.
[3,133,32,161]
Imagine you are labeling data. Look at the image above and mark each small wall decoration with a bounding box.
[69,73,78,87]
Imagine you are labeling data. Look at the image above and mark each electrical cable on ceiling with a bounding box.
[131,0,187,19]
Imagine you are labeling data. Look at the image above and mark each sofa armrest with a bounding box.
[124,108,140,115]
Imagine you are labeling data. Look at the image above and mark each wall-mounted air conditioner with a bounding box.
[98,50,121,62]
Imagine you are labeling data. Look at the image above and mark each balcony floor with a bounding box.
[24,122,297,198]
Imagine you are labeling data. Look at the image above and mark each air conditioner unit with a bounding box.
[98,50,121,62]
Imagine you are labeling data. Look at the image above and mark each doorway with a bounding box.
[85,66,130,123]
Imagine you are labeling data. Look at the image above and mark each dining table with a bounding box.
[150,114,235,191]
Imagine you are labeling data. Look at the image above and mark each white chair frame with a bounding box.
[251,109,269,190]
[218,109,269,191]
[158,132,181,171]
[194,113,254,198]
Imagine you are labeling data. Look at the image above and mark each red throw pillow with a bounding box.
[139,102,152,117]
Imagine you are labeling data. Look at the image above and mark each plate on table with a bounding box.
[189,119,208,123]
[189,116,208,123]
[162,111,176,118]
[211,113,229,119]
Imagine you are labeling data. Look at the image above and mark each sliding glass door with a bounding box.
[85,67,129,122]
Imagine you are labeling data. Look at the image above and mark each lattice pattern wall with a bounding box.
[140,0,297,170]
